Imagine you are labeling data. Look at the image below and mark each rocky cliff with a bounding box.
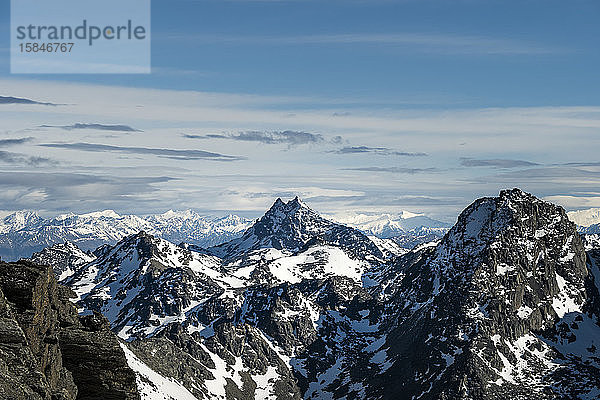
[0,260,140,400]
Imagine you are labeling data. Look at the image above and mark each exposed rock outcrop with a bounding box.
[0,261,140,400]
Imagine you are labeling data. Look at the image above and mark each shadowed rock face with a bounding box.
[369,188,600,399]
[0,261,139,400]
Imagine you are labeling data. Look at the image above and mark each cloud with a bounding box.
[0,137,34,147]
[0,96,58,106]
[39,142,244,161]
[0,171,175,213]
[2,79,598,220]
[177,32,561,55]
[559,162,600,167]
[184,130,325,145]
[343,166,437,174]
[543,194,600,210]
[491,167,600,180]
[40,123,142,132]
[460,158,539,168]
[0,151,56,166]
[333,146,427,156]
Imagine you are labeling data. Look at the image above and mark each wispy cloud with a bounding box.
[39,142,244,161]
[0,171,175,213]
[333,146,427,156]
[176,32,562,55]
[558,161,600,167]
[184,130,327,145]
[343,166,437,174]
[40,123,142,132]
[0,95,58,106]
[460,158,539,168]
[0,137,34,147]
[0,151,56,166]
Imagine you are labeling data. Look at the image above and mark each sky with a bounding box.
[0,0,599,222]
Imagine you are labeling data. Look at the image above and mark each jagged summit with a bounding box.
[256,196,320,235]
[265,196,310,217]
[30,240,96,282]
[374,188,598,399]
[66,230,231,340]
[209,197,383,260]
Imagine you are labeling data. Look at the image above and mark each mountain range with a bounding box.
[3,189,596,399]
[0,210,252,262]
[0,207,448,262]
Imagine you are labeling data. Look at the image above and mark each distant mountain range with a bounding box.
[0,210,252,261]
[326,211,450,238]
[0,207,448,261]
[568,208,600,227]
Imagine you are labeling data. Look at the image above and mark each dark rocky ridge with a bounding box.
[209,197,384,260]
[0,261,139,400]
[369,188,600,399]
[30,241,96,283]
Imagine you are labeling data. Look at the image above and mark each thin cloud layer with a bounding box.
[0,171,175,213]
[343,166,438,174]
[0,137,34,147]
[41,123,142,132]
[181,32,560,55]
[0,151,56,166]
[1,79,598,220]
[185,130,324,145]
[0,96,57,106]
[39,142,244,161]
[333,146,427,157]
[460,158,539,168]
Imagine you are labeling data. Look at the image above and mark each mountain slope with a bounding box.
[67,231,243,340]
[30,241,96,282]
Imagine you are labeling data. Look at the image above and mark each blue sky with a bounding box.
[0,0,599,220]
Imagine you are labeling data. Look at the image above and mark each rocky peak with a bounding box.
[376,189,597,399]
[252,197,342,246]
[29,241,96,283]
[262,196,314,224]
[210,197,383,260]
[426,187,588,335]
[109,231,163,262]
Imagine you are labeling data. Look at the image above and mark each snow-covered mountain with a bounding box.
[327,211,449,251]
[328,211,449,238]
[58,198,390,398]
[0,209,252,261]
[0,206,446,263]
[30,241,96,282]
[369,188,600,399]
[208,197,383,261]
[567,208,600,243]
[41,190,600,399]
[568,207,600,227]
